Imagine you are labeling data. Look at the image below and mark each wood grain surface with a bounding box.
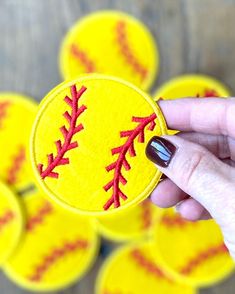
[0,0,235,293]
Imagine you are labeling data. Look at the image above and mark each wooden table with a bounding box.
[0,0,235,293]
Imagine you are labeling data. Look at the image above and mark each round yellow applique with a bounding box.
[154,74,230,100]
[0,180,23,265]
[152,209,234,287]
[0,93,37,194]
[30,75,167,216]
[96,199,162,242]
[96,241,196,294]
[154,75,230,135]
[59,11,158,91]
[3,189,99,291]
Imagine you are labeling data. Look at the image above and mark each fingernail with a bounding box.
[145,136,176,167]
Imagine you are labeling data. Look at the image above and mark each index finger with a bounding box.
[159,97,235,137]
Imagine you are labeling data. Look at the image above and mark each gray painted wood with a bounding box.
[0,0,235,293]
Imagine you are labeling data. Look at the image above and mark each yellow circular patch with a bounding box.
[0,93,37,194]
[30,75,167,216]
[96,199,162,242]
[154,74,230,100]
[152,209,234,287]
[60,11,158,91]
[154,75,230,135]
[3,189,99,291]
[96,241,196,294]
[0,180,23,265]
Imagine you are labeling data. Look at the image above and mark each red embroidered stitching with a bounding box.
[6,146,26,185]
[103,113,157,210]
[28,238,89,282]
[180,243,228,275]
[0,210,15,233]
[161,214,196,227]
[115,21,148,80]
[26,201,53,231]
[0,101,11,128]
[140,200,152,229]
[130,249,172,282]
[70,44,96,73]
[38,85,87,179]
[196,89,219,98]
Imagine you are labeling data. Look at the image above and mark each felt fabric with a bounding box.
[154,74,230,135]
[31,75,167,215]
[154,74,230,100]
[0,181,23,265]
[0,93,37,193]
[96,199,162,242]
[95,241,196,294]
[152,208,234,287]
[3,189,99,291]
[60,11,158,91]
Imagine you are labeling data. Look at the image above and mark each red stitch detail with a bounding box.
[28,238,89,282]
[196,89,219,98]
[180,243,228,275]
[38,85,87,179]
[26,201,53,231]
[6,146,26,185]
[130,249,172,282]
[0,210,15,233]
[115,21,148,81]
[140,200,152,229]
[70,44,96,73]
[161,213,195,227]
[0,101,11,128]
[103,113,157,210]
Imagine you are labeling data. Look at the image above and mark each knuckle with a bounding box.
[217,135,229,158]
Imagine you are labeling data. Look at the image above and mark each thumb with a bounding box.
[145,135,235,227]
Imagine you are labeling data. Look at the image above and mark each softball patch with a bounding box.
[60,11,158,91]
[96,199,162,242]
[154,74,230,100]
[30,75,167,215]
[152,209,234,287]
[0,93,37,193]
[95,241,196,294]
[0,181,23,265]
[3,189,99,291]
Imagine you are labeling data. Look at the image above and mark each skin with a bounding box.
[150,97,235,259]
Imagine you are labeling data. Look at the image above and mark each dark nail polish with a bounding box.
[145,136,176,167]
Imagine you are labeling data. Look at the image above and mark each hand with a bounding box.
[145,97,235,259]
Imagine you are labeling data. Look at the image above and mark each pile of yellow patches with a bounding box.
[3,189,99,291]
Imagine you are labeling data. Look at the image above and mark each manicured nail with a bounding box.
[145,136,176,167]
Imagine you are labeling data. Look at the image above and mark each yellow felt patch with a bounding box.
[30,75,167,216]
[0,181,23,265]
[95,241,196,294]
[154,74,230,100]
[96,199,162,242]
[3,189,99,291]
[154,74,230,135]
[0,93,37,193]
[59,11,158,91]
[152,209,234,287]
